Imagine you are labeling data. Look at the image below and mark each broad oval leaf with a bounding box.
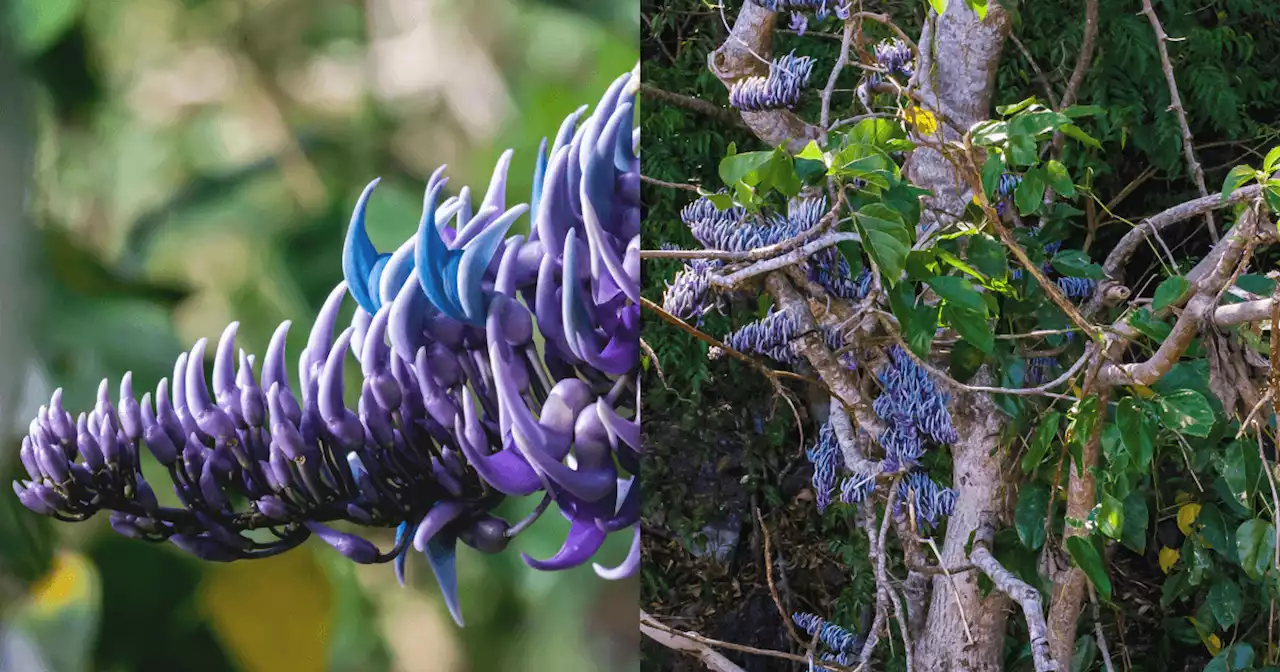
[1156,390,1216,438]
[1065,536,1112,602]
[1235,518,1276,580]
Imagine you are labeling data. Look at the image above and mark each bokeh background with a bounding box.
[0,1,638,670]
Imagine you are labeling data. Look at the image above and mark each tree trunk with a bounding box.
[904,4,1014,671]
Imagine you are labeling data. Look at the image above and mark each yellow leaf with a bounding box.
[1177,503,1202,536]
[1128,385,1156,399]
[200,546,334,672]
[1159,547,1181,574]
[1207,634,1222,656]
[902,106,938,136]
[30,551,95,615]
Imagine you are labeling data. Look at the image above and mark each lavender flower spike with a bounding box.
[12,69,642,627]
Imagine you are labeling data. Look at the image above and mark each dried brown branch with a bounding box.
[640,82,749,130]
[640,611,748,672]
[641,610,860,672]
[1059,0,1099,109]
[641,174,701,193]
[1139,0,1216,241]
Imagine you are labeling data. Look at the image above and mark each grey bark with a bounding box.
[902,4,1017,670]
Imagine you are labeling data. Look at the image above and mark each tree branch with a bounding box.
[707,1,825,152]
[640,82,749,130]
[1139,0,1216,241]
[971,518,1060,671]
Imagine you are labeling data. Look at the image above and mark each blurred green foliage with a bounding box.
[0,1,638,670]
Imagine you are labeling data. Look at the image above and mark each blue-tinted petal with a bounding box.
[424,535,464,627]
[343,179,383,315]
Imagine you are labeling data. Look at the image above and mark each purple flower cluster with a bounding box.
[894,471,957,532]
[1026,356,1059,385]
[805,420,842,512]
[724,309,802,363]
[792,611,863,657]
[872,346,958,470]
[14,71,642,627]
[839,461,881,505]
[662,255,724,324]
[995,172,1022,217]
[873,38,914,79]
[728,51,815,111]
[1057,276,1097,298]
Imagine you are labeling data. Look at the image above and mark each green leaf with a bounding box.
[926,276,987,314]
[1007,133,1038,166]
[1220,440,1261,513]
[888,283,939,358]
[10,0,82,56]
[1045,160,1076,197]
[996,97,1039,117]
[971,120,1008,146]
[942,304,994,353]
[1014,166,1045,215]
[1062,105,1105,118]
[1050,250,1104,279]
[1153,276,1192,311]
[1204,643,1255,672]
[1060,124,1101,148]
[1266,184,1280,216]
[1198,503,1234,561]
[1128,308,1173,342]
[981,153,1007,202]
[1235,518,1276,580]
[719,150,775,187]
[697,189,736,210]
[1208,580,1243,628]
[1009,110,1066,138]
[1265,147,1280,174]
[1156,390,1217,438]
[1065,536,1112,602]
[1015,484,1049,550]
[849,118,905,146]
[756,151,802,197]
[927,0,949,14]
[853,204,912,285]
[1221,164,1257,201]
[1121,492,1149,555]
[965,0,989,21]
[1022,410,1061,473]
[967,234,1009,280]
[949,340,986,383]
[1098,492,1125,540]
[1116,398,1155,472]
[1236,274,1277,295]
[1071,634,1098,672]
[796,141,826,164]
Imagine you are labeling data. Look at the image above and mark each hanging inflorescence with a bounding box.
[13,70,642,628]
[670,195,858,311]
[805,420,843,513]
[873,346,959,463]
[792,612,863,666]
[873,38,914,80]
[728,51,816,111]
[894,471,958,532]
[994,172,1021,217]
[721,307,845,365]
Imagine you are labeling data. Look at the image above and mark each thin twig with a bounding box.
[642,611,860,672]
[642,174,701,193]
[756,508,806,648]
[640,82,750,129]
[1139,0,1216,241]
